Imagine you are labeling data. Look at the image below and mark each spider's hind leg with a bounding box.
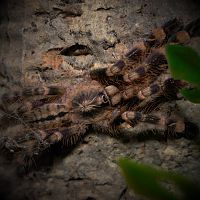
[1,123,88,167]
[118,108,199,140]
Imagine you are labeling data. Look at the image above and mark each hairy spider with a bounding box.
[0,18,199,166]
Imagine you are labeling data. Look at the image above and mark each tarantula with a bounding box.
[0,18,199,165]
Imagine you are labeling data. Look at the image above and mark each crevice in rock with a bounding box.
[60,44,93,56]
[47,47,64,52]
[85,197,96,200]
[34,9,50,16]
[68,177,84,181]
[118,187,128,200]
[60,0,85,4]
[58,33,66,42]
[95,182,112,186]
[53,5,83,18]
[96,7,114,11]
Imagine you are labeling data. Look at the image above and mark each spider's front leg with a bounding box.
[90,19,193,86]
[0,85,65,114]
[90,18,200,88]
[0,85,66,159]
[0,85,66,132]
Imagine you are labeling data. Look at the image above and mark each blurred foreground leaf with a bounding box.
[166,44,200,86]
[180,88,200,103]
[118,158,200,200]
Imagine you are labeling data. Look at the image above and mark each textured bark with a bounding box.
[0,0,200,199]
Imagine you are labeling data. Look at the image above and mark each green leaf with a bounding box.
[118,158,178,200]
[166,44,200,85]
[118,158,200,200]
[162,171,200,200]
[180,88,200,103]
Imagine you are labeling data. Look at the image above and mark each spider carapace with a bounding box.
[0,18,199,165]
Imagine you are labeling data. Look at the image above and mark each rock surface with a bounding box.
[0,0,200,199]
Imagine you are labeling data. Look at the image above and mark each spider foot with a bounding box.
[0,136,25,153]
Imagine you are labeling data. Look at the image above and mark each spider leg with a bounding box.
[90,40,150,86]
[1,86,64,105]
[91,103,198,140]
[0,85,65,123]
[0,124,41,154]
[90,18,200,87]
[135,78,183,113]
[29,124,87,156]
[90,59,127,86]
[1,122,88,164]
[144,18,183,48]
[90,45,168,106]
[90,40,166,86]
[21,103,70,130]
[99,69,182,111]
[90,18,199,88]
[117,109,198,139]
[16,95,61,114]
[122,72,172,109]
[123,47,168,82]
[103,48,168,108]
[123,64,190,113]
[168,17,200,43]
[6,85,63,102]
[134,68,193,114]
